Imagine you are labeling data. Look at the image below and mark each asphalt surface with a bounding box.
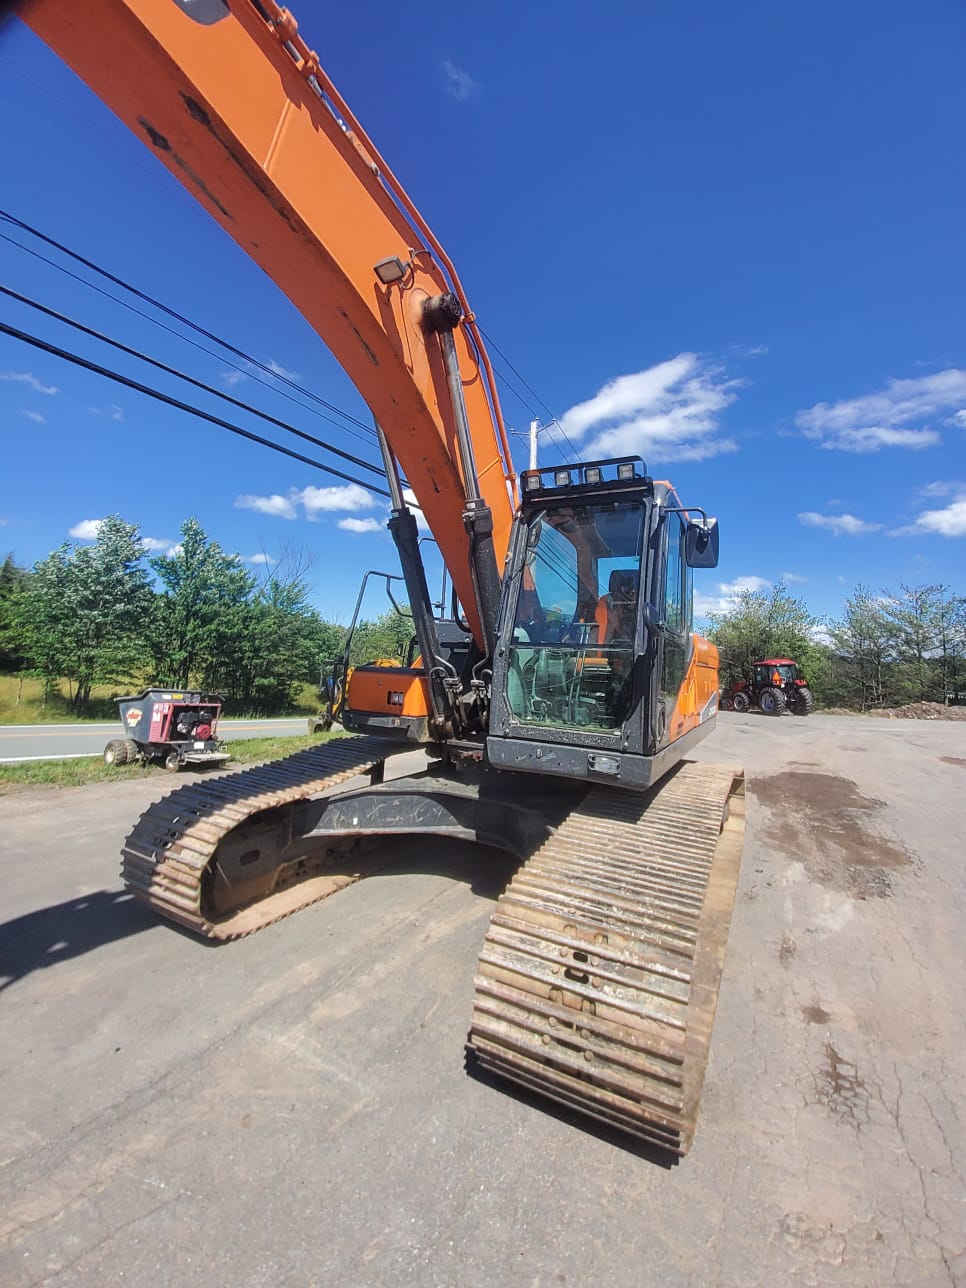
[1,712,963,1286]
[0,718,311,764]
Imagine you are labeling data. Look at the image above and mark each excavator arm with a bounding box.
[16,0,516,649]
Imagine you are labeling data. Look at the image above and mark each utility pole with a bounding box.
[529,419,539,471]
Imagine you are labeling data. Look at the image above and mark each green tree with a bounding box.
[0,553,29,671]
[348,606,413,666]
[200,547,333,713]
[707,581,826,697]
[827,585,891,709]
[149,518,254,687]
[14,516,153,707]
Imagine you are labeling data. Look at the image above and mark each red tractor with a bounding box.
[723,658,814,716]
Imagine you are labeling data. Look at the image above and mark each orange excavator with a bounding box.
[14,0,744,1154]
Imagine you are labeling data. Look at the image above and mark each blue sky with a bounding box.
[1,0,964,625]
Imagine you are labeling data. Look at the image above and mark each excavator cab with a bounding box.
[488,458,721,789]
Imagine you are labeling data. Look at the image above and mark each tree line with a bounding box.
[707,581,966,709]
[0,516,410,715]
[3,518,963,715]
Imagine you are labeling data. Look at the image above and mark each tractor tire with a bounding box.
[122,739,139,763]
[731,691,751,713]
[759,687,787,716]
[163,749,183,772]
[103,740,126,766]
[793,687,814,715]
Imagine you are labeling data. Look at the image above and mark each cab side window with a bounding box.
[664,512,685,635]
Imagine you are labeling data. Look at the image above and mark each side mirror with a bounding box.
[685,518,719,569]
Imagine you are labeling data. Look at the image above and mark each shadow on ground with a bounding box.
[0,889,158,993]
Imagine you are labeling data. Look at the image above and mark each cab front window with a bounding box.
[505,501,645,732]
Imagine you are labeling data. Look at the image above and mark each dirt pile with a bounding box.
[867,701,966,721]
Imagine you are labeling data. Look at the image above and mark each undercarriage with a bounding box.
[121,737,744,1152]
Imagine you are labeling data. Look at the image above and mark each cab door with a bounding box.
[657,510,693,746]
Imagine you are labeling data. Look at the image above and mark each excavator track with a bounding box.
[467,761,745,1155]
[120,736,402,940]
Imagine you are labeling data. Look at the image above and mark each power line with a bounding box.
[477,325,580,461]
[1,227,379,450]
[0,208,584,489]
[0,282,386,479]
[0,319,391,499]
[0,209,379,442]
[478,323,557,424]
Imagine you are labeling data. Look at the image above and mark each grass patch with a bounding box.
[0,674,327,724]
[0,675,129,724]
[0,731,340,795]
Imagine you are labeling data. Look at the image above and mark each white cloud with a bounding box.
[234,484,377,522]
[69,519,103,540]
[798,511,882,536]
[86,404,125,422]
[781,571,807,583]
[695,575,771,617]
[557,354,740,463]
[953,410,966,428]
[919,479,966,499]
[402,488,432,533]
[442,60,480,101]
[22,410,47,424]
[246,552,274,564]
[235,493,298,520]
[140,536,177,553]
[892,494,966,538]
[338,517,384,534]
[266,358,299,382]
[1,370,59,395]
[221,370,248,388]
[298,484,375,516]
[796,368,966,452]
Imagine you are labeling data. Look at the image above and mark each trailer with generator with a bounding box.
[104,689,231,772]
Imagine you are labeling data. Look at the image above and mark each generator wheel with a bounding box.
[731,690,751,713]
[122,739,139,763]
[103,740,126,766]
[163,750,183,772]
[759,687,787,715]
[794,687,814,715]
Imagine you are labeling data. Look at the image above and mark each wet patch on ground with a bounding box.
[814,1042,870,1128]
[751,771,914,898]
[802,1003,831,1025]
[939,756,966,769]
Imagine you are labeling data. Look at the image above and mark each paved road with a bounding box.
[1,713,963,1286]
[0,717,311,764]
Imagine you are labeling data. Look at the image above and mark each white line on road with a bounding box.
[0,753,102,763]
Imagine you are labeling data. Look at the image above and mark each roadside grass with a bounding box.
[0,675,124,723]
[0,674,325,724]
[0,731,337,795]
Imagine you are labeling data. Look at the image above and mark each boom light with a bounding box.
[374,256,410,285]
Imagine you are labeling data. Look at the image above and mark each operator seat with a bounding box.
[595,569,639,646]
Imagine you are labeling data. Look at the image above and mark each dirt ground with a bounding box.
[1,711,964,1286]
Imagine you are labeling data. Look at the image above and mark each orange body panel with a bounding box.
[346,666,431,720]
[20,0,514,648]
[668,635,720,743]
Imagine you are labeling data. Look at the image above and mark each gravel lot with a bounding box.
[1,712,964,1286]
